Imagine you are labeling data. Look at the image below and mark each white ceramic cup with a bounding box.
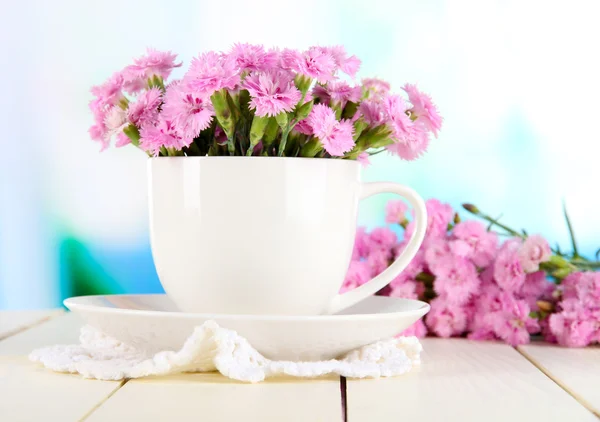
[148,157,427,315]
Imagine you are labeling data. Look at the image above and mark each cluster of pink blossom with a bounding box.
[88,45,441,159]
[343,199,600,347]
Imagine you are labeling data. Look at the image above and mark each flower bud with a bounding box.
[453,213,461,224]
[295,100,314,121]
[248,115,270,156]
[462,203,479,214]
[536,300,554,312]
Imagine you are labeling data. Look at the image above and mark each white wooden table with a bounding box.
[0,311,598,421]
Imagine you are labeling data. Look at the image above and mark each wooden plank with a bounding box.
[86,373,342,422]
[518,343,600,417]
[0,312,82,355]
[0,312,122,421]
[346,338,597,422]
[0,309,64,340]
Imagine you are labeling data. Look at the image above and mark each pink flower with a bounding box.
[229,43,278,72]
[308,104,355,156]
[139,119,191,155]
[352,227,371,260]
[426,298,468,338]
[362,78,391,99]
[451,220,498,267]
[400,320,427,338]
[368,227,398,251]
[184,51,239,95]
[243,70,302,117]
[384,95,430,160]
[323,45,361,77]
[424,239,453,275]
[90,72,125,108]
[519,271,553,308]
[390,280,422,300]
[488,295,539,346]
[574,272,600,306]
[358,99,386,127]
[341,260,373,293]
[162,83,214,139]
[385,200,408,224]
[282,47,336,83]
[494,239,526,292]
[312,81,361,107]
[548,301,597,347]
[518,234,551,273]
[403,84,442,137]
[127,87,162,127]
[123,48,181,94]
[390,250,425,289]
[434,257,480,305]
[357,152,370,167]
[424,199,455,240]
[367,249,391,275]
[293,119,313,136]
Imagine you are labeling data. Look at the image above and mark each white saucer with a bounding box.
[64,294,430,361]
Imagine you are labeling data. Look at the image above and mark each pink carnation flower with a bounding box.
[367,248,391,275]
[352,227,371,260]
[90,72,125,108]
[390,250,425,289]
[184,51,239,95]
[384,94,430,160]
[127,87,162,127]
[424,199,455,240]
[282,47,336,83]
[493,239,526,292]
[243,70,302,117]
[400,320,427,338]
[368,227,398,251]
[488,295,539,346]
[312,81,361,107]
[362,78,391,99]
[424,239,453,275]
[385,200,408,224]
[518,234,551,273]
[229,43,278,72]
[426,298,468,338]
[123,48,181,94]
[358,99,386,127]
[434,257,480,305]
[322,45,361,77]
[139,119,191,155]
[548,300,597,347]
[293,119,313,136]
[403,84,442,137]
[162,83,214,139]
[519,271,553,308]
[357,152,370,167]
[340,260,372,293]
[451,220,498,267]
[308,104,355,156]
[390,280,423,300]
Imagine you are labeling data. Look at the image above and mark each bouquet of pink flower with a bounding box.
[346,200,600,347]
[88,45,441,160]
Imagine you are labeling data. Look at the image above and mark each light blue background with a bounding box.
[1,0,598,309]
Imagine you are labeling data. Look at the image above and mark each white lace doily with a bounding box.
[29,321,422,383]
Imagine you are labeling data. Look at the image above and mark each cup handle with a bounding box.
[323,182,428,315]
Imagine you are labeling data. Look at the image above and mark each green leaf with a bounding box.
[342,101,358,120]
[123,124,140,147]
[352,118,369,141]
[562,199,579,258]
[247,115,270,156]
[275,112,288,129]
[294,100,314,121]
[300,138,322,157]
[263,118,280,145]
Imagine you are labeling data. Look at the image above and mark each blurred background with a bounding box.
[1,0,598,309]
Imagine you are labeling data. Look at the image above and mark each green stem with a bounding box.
[562,200,580,258]
[571,259,600,268]
[278,124,291,157]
